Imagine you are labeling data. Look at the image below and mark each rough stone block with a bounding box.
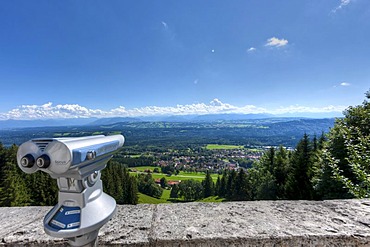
[1,200,370,246]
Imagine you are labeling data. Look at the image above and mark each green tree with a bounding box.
[248,163,277,200]
[225,170,236,200]
[274,145,289,199]
[0,145,32,206]
[127,175,138,205]
[233,169,249,201]
[137,173,163,198]
[160,177,168,188]
[202,170,214,198]
[26,171,58,206]
[247,147,285,200]
[285,134,314,200]
[102,162,138,204]
[215,176,221,196]
[218,170,227,197]
[170,184,179,198]
[179,179,203,201]
[314,90,370,198]
[0,161,31,206]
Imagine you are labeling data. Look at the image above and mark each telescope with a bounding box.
[17,135,124,246]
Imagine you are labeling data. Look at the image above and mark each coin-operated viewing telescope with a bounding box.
[17,135,125,246]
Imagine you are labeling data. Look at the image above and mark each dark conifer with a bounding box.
[233,169,249,201]
[170,184,179,199]
[202,170,214,198]
[285,134,314,200]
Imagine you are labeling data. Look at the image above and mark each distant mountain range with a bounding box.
[0,113,342,130]
[0,118,97,129]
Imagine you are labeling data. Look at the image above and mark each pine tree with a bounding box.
[170,184,179,199]
[215,176,221,196]
[247,162,277,200]
[314,90,370,198]
[249,147,281,200]
[218,170,227,197]
[274,145,289,199]
[119,165,128,204]
[233,169,249,201]
[0,161,31,206]
[265,147,275,174]
[160,177,168,189]
[285,134,314,200]
[0,145,32,206]
[102,162,138,204]
[225,170,236,200]
[318,132,326,150]
[202,170,214,198]
[127,175,138,205]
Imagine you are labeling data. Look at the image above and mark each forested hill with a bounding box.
[0,118,336,148]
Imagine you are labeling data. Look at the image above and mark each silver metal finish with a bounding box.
[17,135,124,246]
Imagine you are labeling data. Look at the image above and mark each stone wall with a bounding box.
[1,199,370,246]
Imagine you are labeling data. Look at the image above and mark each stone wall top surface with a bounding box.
[1,199,370,246]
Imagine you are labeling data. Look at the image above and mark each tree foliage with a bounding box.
[314,90,370,198]
[170,184,179,198]
[102,161,138,204]
[0,146,138,206]
[178,179,203,201]
[202,170,214,198]
[137,173,163,198]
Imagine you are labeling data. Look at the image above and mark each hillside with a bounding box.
[0,118,336,147]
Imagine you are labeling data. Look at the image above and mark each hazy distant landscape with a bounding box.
[0,114,339,205]
[0,116,336,148]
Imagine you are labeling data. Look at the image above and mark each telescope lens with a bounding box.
[21,154,35,168]
[36,155,51,168]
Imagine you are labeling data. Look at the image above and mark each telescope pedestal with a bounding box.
[44,173,116,246]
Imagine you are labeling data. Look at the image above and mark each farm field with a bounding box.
[205,144,245,150]
[129,166,219,182]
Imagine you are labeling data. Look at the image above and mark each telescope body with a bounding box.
[17,135,124,246]
[17,135,124,178]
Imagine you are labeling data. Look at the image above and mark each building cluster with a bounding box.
[149,148,264,173]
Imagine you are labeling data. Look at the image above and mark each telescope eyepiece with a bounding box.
[21,154,35,168]
[36,154,51,168]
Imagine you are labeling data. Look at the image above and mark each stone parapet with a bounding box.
[1,200,370,246]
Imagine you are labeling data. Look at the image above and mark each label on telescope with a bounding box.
[48,206,81,230]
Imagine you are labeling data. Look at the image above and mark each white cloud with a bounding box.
[333,82,351,88]
[0,100,346,120]
[265,37,288,47]
[161,21,168,29]
[247,47,256,52]
[271,105,346,115]
[332,0,352,13]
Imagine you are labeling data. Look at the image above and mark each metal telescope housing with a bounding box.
[17,135,125,246]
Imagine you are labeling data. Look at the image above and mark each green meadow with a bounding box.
[129,166,219,182]
[132,166,222,204]
[205,144,245,150]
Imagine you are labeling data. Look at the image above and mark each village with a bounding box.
[127,146,267,186]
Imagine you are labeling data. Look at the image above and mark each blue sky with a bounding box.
[0,0,369,119]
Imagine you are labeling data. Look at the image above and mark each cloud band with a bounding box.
[0,100,346,120]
